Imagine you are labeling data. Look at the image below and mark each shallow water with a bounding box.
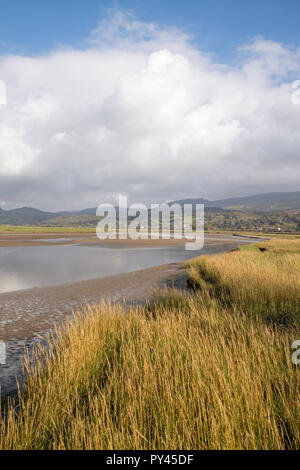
[0,242,244,294]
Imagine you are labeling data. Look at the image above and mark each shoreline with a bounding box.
[0,238,256,398]
[0,231,262,247]
[0,262,187,399]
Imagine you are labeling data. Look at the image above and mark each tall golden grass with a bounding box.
[0,239,299,450]
[187,239,300,327]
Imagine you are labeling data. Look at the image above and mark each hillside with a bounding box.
[0,207,80,225]
[171,191,300,212]
[1,192,300,230]
[0,207,59,225]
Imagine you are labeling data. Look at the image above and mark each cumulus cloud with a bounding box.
[0,10,300,210]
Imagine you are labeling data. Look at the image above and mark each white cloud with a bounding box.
[0,125,38,175]
[0,80,6,106]
[0,11,300,210]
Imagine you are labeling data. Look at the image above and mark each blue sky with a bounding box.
[1,0,300,62]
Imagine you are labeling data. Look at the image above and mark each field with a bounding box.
[0,239,299,450]
[0,224,299,240]
[0,225,95,233]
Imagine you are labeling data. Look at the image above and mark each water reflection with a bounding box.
[0,243,241,294]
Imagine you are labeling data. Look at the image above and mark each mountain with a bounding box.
[76,207,98,215]
[170,192,300,212]
[0,206,81,225]
[0,207,58,225]
[1,192,300,226]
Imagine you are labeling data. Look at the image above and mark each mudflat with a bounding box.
[0,262,187,397]
[0,232,252,247]
[0,234,257,397]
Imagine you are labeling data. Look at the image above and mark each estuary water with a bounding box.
[0,242,244,294]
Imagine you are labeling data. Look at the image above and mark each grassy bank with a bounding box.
[0,239,299,449]
[1,225,299,238]
[187,238,300,328]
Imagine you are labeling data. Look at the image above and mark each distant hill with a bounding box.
[0,205,115,226]
[0,207,58,225]
[170,192,300,212]
[0,207,78,225]
[1,192,300,226]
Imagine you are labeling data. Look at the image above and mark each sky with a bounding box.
[0,1,300,210]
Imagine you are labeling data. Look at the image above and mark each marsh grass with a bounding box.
[186,239,300,327]
[0,239,299,450]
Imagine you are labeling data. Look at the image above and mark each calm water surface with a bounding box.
[0,242,245,294]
